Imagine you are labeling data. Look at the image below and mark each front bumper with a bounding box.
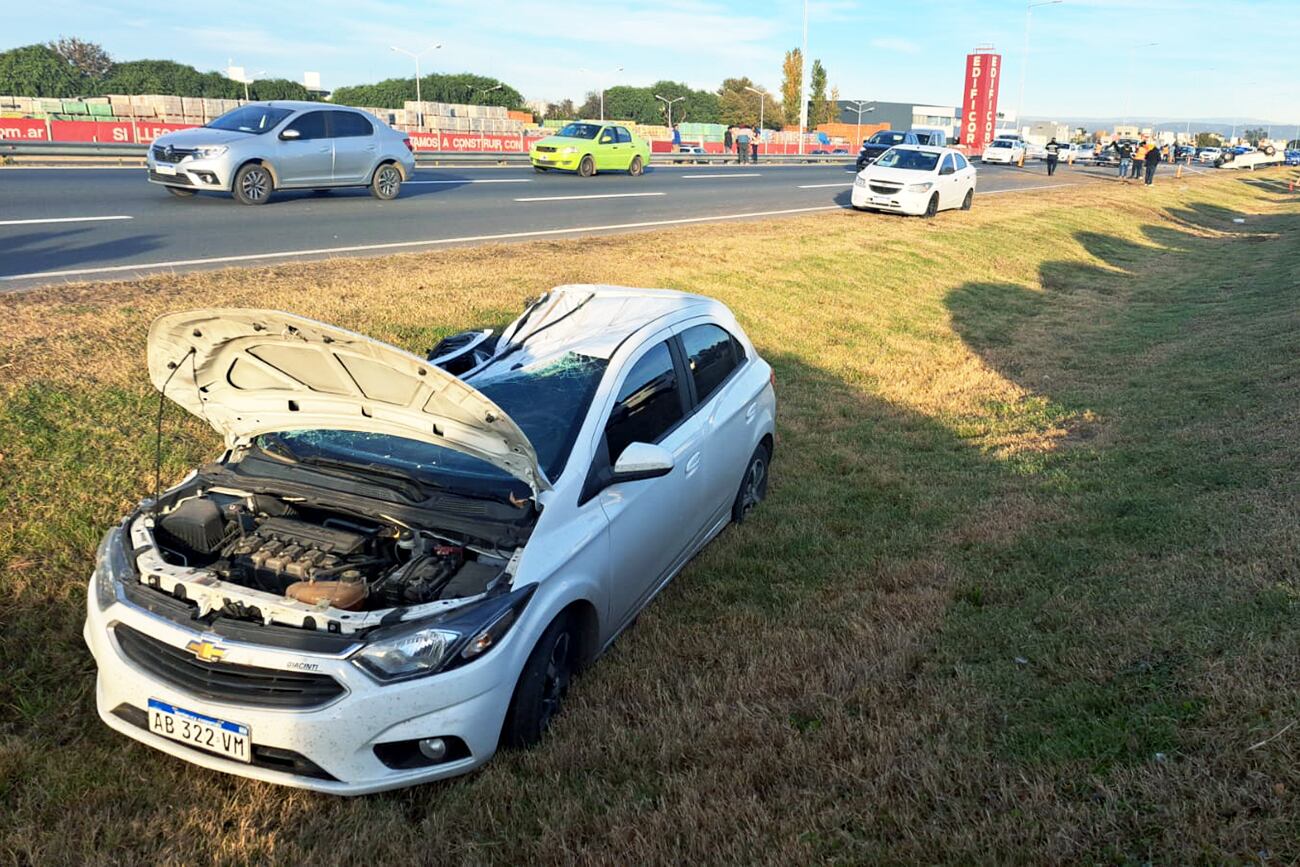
[850,182,930,215]
[146,154,234,190]
[530,150,581,170]
[84,577,518,795]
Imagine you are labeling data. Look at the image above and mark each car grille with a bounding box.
[152,145,197,163]
[869,182,902,195]
[148,170,192,185]
[535,145,557,153]
[115,624,345,709]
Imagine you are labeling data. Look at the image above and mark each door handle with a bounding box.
[686,452,701,476]
[319,146,331,153]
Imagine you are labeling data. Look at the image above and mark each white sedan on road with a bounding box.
[84,286,777,794]
[981,138,1026,164]
[851,145,977,217]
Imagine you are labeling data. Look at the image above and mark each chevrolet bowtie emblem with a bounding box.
[185,639,227,662]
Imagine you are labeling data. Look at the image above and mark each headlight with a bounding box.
[192,145,228,160]
[352,584,536,683]
[93,525,130,610]
[853,176,867,187]
[560,146,578,155]
[907,182,934,192]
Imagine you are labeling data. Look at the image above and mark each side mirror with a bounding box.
[279,128,301,140]
[611,442,674,483]
[940,165,955,175]
[600,135,613,144]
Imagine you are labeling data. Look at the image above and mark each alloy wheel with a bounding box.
[241,167,269,202]
[538,631,572,732]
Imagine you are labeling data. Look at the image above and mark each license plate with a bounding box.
[147,698,251,763]
[153,164,177,176]
[535,157,552,164]
[871,196,891,205]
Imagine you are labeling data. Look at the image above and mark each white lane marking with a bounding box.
[407,178,533,185]
[798,182,853,188]
[513,192,666,202]
[0,215,133,227]
[1,204,840,282]
[980,183,1074,195]
[682,173,762,179]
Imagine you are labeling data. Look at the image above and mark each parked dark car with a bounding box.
[856,130,920,170]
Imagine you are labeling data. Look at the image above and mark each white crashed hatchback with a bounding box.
[85,286,776,794]
[851,145,977,217]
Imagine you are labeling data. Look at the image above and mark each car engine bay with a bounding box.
[138,485,518,632]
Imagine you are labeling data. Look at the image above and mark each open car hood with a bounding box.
[147,309,550,494]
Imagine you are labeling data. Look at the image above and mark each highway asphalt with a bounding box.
[0,160,1201,290]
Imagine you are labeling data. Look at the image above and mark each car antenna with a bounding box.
[153,347,195,517]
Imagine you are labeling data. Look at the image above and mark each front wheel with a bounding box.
[923,192,939,218]
[628,155,643,176]
[371,163,402,200]
[732,443,771,523]
[165,186,195,198]
[501,614,577,749]
[961,188,973,211]
[578,155,595,178]
[232,163,273,205]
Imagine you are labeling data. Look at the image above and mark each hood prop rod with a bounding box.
[153,347,196,518]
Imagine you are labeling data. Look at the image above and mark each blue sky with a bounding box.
[9,0,1299,124]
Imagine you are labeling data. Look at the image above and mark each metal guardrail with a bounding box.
[0,140,855,166]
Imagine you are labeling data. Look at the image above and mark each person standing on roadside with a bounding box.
[724,125,734,158]
[1144,139,1162,185]
[751,131,760,164]
[1045,137,1064,176]
[1114,139,1133,179]
[1132,140,1148,179]
[736,127,750,164]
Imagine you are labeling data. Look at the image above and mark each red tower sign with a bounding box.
[962,48,1002,153]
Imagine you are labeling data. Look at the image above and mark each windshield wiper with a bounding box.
[253,436,426,501]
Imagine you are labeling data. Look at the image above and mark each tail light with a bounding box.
[403,137,414,153]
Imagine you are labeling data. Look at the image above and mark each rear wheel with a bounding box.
[578,155,595,178]
[165,186,195,198]
[628,155,643,176]
[232,163,273,205]
[371,163,402,200]
[501,614,577,749]
[923,193,939,218]
[731,443,771,523]
[961,188,973,211]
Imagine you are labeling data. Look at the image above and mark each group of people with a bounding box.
[723,126,760,163]
[1110,139,1163,185]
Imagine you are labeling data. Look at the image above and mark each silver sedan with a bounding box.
[146,101,416,205]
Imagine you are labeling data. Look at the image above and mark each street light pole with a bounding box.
[655,94,685,129]
[391,43,441,106]
[744,86,769,131]
[1017,0,1063,141]
[799,0,809,155]
[846,99,874,145]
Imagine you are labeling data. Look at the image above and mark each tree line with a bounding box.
[0,38,845,130]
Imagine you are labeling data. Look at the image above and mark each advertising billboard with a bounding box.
[962,50,1001,153]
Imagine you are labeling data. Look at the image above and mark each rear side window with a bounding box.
[605,342,683,461]
[615,126,632,144]
[284,111,327,141]
[330,111,374,138]
[680,324,742,404]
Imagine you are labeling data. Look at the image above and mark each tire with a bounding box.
[500,614,577,749]
[961,188,973,211]
[628,155,643,176]
[924,193,939,218]
[232,163,273,205]
[165,186,195,198]
[578,155,595,178]
[370,163,402,200]
[1263,145,1276,157]
[533,165,549,173]
[731,443,771,523]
